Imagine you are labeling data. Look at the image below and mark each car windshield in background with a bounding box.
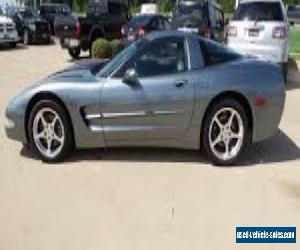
[98,38,147,78]
[233,2,283,21]
[129,15,152,27]
[19,8,39,18]
[288,5,300,11]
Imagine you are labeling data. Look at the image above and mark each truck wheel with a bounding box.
[9,42,17,48]
[68,47,81,59]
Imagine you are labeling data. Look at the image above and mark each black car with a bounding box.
[121,14,171,44]
[6,6,51,45]
[55,0,130,59]
[171,0,225,42]
[287,5,300,25]
[39,3,71,35]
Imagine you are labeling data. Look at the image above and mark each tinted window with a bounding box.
[19,8,39,19]
[150,17,164,30]
[100,39,147,78]
[233,2,284,21]
[129,15,152,27]
[164,18,171,29]
[134,40,187,77]
[200,39,241,65]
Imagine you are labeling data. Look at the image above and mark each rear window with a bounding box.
[233,2,284,21]
[200,39,241,65]
[129,16,152,27]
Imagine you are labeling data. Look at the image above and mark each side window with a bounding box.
[164,18,171,29]
[134,40,187,77]
[209,5,217,27]
[150,18,164,30]
[216,9,224,27]
[117,39,187,78]
[200,40,240,65]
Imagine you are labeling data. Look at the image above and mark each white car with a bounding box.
[0,8,19,48]
[226,0,289,80]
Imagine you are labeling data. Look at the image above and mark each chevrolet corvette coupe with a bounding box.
[5,31,285,165]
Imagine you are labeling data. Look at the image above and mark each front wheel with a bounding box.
[28,100,73,162]
[9,42,17,48]
[68,47,81,59]
[202,99,250,166]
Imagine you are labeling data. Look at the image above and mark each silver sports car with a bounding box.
[5,31,285,165]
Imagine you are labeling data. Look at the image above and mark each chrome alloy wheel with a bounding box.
[208,107,244,161]
[32,107,65,159]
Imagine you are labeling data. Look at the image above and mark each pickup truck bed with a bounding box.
[54,0,130,58]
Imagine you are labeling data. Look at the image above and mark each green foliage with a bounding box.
[110,39,124,57]
[290,26,300,54]
[91,38,112,59]
[26,0,300,16]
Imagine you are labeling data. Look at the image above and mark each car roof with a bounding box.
[146,30,196,41]
[134,14,165,18]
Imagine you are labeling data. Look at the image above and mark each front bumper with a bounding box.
[5,111,26,143]
[31,32,51,43]
[0,33,19,43]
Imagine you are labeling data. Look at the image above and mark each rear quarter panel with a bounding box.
[188,58,285,147]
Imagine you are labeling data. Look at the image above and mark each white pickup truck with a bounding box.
[0,8,19,48]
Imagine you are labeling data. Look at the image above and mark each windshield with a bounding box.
[233,2,284,21]
[19,8,39,19]
[98,39,147,78]
[129,15,152,27]
[0,7,3,15]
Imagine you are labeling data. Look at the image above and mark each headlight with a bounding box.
[29,23,36,31]
[4,116,15,129]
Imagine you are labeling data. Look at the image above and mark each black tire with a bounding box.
[23,29,30,45]
[282,63,288,84]
[28,99,73,163]
[202,98,251,166]
[9,42,17,48]
[68,47,81,59]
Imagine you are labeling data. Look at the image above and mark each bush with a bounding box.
[91,39,112,59]
[111,39,124,57]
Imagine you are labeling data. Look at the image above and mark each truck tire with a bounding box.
[9,42,17,48]
[68,47,81,59]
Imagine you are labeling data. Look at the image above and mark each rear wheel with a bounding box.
[202,99,250,166]
[28,100,73,162]
[68,47,81,59]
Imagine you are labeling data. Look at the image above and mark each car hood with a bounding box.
[45,59,109,82]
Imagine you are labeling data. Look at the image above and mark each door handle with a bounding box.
[174,81,187,88]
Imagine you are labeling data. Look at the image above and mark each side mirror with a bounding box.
[123,68,138,84]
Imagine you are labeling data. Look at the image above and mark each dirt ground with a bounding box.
[0,42,300,250]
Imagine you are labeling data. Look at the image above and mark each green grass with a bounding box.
[290,26,300,61]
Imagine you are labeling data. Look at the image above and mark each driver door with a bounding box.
[99,37,195,142]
